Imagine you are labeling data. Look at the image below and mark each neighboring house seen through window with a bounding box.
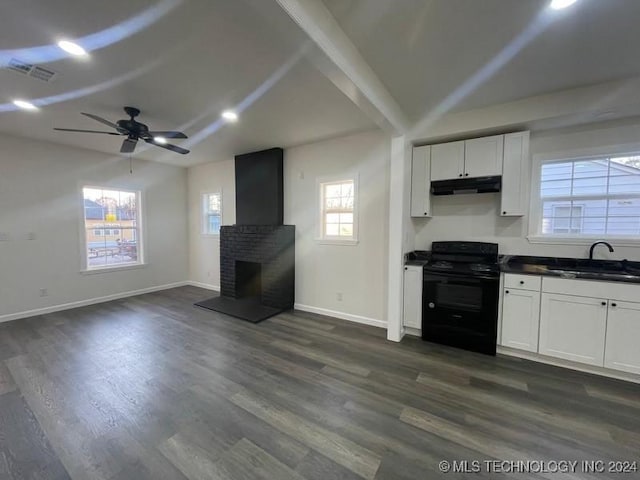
[319,178,357,242]
[83,186,142,270]
[202,192,222,235]
[535,155,640,238]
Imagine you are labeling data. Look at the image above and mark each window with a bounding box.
[533,154,640,239]
[319,178,357,242]
[83,187,142,270]
[202,192,222,235]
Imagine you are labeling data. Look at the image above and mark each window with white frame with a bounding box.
[83,186,142,269]
[202,192,222,235]
[533,154,640,239]
[319,178,357,242]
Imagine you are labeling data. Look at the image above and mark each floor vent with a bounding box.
[6,58,58,82]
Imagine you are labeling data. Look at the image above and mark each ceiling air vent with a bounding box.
[5,58,58,82]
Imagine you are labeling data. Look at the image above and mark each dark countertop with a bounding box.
[405,250,430,266]
[404,250,640,284]
[500,255,640,284]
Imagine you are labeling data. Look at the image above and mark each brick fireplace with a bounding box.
[220,225,294,310]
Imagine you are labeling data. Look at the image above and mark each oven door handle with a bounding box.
[423,272,498,282]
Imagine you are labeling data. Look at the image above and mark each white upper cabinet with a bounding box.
[539,293,608,367]
[501,132,529,217]
[410,145,431,217]
[464,135,504,178]
[604,300,640,375]
[430,141,464,181]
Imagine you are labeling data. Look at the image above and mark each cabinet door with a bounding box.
[539,293,607,366]
[403,266,423,329]
[605,300,640,374]
[501,131,529,216]
[501,288,540,352]
[464,135,504,178]
[430,141,464,181]
[410,146,431,217]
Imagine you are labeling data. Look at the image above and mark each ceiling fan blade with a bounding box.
[81,112,120,130]
[120,138,137,153]
[147,131,188,139]
[145,138,190,155]
[54,128,122,135]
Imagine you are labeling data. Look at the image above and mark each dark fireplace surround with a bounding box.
[196,147,295,322]
[220,225,294,310]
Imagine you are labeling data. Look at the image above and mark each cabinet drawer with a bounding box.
[542,277,640,302]
[504,273,541,291]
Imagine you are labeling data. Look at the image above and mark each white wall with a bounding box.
[187,129,391,325]
[187,158,236,289]
[413,119,640,261]
[0,133,189,319]
[284,130,390,325]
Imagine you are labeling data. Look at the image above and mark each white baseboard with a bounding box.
[0,281,190,324]
[294,303,386,329]
[187,281,220,291]
[498,346,640,384]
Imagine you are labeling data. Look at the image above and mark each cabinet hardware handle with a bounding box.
[424,212,428,215]
[611,302,617,307]
[519,281,524,285]
[404,267,407,270]
[459,174,463,177]
[505,290,510,294]
[465,173,469,176]
[503,211,507,215]
[601,301,607,306]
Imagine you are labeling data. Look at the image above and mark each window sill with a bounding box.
[81,263,147,275]
[315,238,359,246]
[527,235,640,247]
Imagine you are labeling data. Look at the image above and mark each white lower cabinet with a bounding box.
[501,288,540,352]
[539,293,608,367]
[403,266,423,329]
[604,300,640,375]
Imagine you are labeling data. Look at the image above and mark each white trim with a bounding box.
[498,346,640,385]
[527,235,640,247]
[529,148,640,243]
[316,174,359,244]
[294,303,386,329]
[80,263,148,275]
[0,282,190,324]
[403,326,421,337]
[188,281,220,291]
[201,190,223,236]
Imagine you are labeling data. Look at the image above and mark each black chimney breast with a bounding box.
[235,148,284,225]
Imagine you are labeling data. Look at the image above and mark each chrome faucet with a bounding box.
[589,241,614,260]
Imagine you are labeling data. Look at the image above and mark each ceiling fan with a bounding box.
[54,106,190,155]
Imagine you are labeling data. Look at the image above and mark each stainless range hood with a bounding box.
[431,176,501,196]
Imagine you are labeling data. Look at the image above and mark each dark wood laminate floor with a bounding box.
[0,286,638,480]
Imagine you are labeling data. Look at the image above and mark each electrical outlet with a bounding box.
[336,292,343,301]
[39,288,48,297]
[0,232,9,242]
[26,232,36,240]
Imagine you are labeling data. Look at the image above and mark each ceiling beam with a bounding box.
[276,0,410,135]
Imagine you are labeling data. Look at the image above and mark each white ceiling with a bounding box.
[0,0,374,166]
[322,0,640,123]
[3,0,640,167]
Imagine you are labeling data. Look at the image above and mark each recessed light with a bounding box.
[13,99,38,111]
[154,136,168,144]
[57,40,88,56]
[549,0,578,10]
[221,110,238,122]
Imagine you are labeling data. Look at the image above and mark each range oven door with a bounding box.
[422,271,499,355]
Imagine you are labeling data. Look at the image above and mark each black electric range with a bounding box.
[422,241,500,355]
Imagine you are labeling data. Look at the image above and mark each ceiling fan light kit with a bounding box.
[54,106,190,155]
